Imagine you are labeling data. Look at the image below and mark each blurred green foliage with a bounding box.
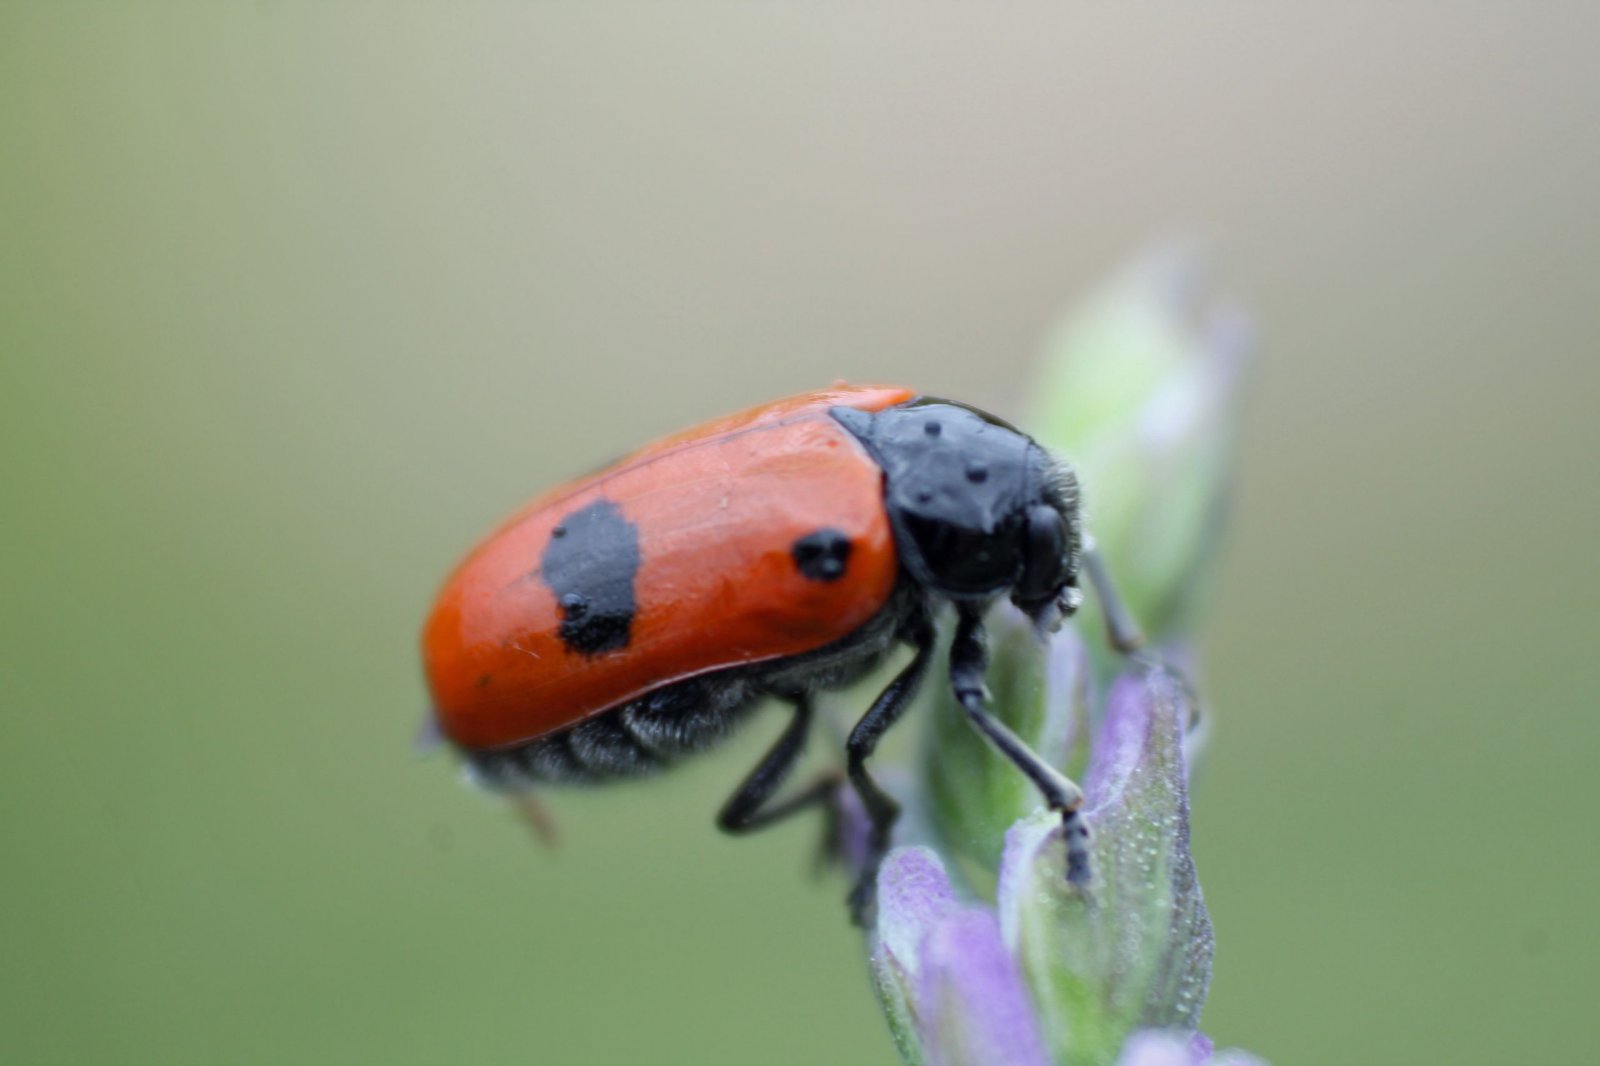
[3,6,1597,1065]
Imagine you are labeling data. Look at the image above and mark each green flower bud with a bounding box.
[1028,246,1251,646]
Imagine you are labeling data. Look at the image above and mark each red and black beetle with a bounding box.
[421,385,1122,920]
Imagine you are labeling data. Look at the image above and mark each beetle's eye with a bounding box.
[1015,504,1067,607]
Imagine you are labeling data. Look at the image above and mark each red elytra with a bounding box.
[422,384,913,750]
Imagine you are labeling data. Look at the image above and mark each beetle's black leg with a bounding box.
[951,603,1093,887]
[1083,539,1146,654]
[1081,543,1198,735]
[844,611,936,926]
[717,696,840,835]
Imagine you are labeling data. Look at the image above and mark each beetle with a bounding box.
[420,384,1137,921]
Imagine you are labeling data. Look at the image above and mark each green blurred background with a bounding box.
[4,6,1596,1064]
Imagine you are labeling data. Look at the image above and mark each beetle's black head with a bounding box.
[833,399,1083,628]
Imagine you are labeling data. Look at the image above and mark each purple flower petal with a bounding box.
[1085,665,1213,1030]
[1083,664,1203,811]
[868,847,960,1066]
[876,847,960,979]
[916,909,1052,1066]
[1154,644,1210,775]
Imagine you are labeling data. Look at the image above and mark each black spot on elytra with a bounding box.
[792,528,852,582]
[541,499,639,655]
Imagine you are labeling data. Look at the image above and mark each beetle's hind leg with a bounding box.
[950,603,1093,887]
[716,696,842,855]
